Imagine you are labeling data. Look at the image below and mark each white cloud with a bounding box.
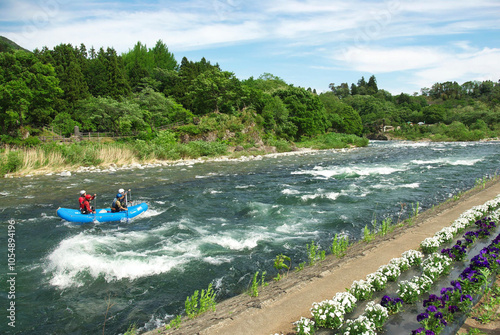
[1,0,499,94]
[4,0,500,53]
[401,0,500,13]
[264,0,352,14]
[414,47,500,88]
[332,44,500,91]
[335,46,447,73]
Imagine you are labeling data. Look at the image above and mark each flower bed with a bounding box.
[292,194,500,335]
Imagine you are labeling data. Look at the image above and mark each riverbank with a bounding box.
[3,138,497,179]
[3,145,352,178]
[143,178,500,335]
[1,132,371,178]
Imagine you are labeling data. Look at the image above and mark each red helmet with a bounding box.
[85,194,92,200]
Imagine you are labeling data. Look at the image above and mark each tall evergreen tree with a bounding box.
[37,43,90,114]
[122,40,178,91]
[86,47,130,98]
[357,76,367,95]
[367,75,378,95]
[350,83,358,95]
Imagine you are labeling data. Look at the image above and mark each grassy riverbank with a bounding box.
[0,132,368,177]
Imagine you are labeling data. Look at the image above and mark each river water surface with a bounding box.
[0,141,499,334]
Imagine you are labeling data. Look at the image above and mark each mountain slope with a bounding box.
[0,36,30,53]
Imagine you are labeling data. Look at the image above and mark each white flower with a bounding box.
[421,236,441,251]
[390,256,411,271]
[378,263,401,281]
[435,226,454,242]
[402,249,424,266]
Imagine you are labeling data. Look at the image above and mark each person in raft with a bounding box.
[81,194,96,214]
[118,188,131,208]
[79,190,96,210]
[111,193,128,212]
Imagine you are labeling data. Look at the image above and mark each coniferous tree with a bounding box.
[86,47,130,99]
[350,83,358,95]
[40,43,89,114]
[367,75,378,95]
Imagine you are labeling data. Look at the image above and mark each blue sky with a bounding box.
[1,0,500,94]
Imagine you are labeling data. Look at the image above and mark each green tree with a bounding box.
[273,86,329,139]
[167,57,221,109]
[122,41,178,91]
[136,87,193,131]
[329,82,350,99]
[76,96,145,134]
[0,51,62,134]
[186,68,243,115]
[366,75,378,95]
[350,83,358,96]
[319,92,363,135]
[244,73,289,93]
[357,76,367,95]
[85,47,130,98]
[35,43,90,114]
[51,112,81,137]
[261,95,297,139]
[423,105,446,124]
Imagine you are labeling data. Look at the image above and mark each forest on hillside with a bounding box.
[0,38,499,147]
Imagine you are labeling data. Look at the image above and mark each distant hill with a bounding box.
[0,36,30,53]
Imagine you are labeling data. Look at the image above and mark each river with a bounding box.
[0,140,499,334]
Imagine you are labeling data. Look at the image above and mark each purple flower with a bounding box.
[425,331,435,335]
[381,295,392,306]
[426,305,438,313]
[417,313,429,322]
[434,312,443,319]
[451,280,462,292]
[461,294,472,302]
[448,305,459,313]
[411,328,425,334]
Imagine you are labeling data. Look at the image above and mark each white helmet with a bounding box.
[80,190,86,195]
[118,188,125,194]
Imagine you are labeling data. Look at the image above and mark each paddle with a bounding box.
[125,189,132,223]
[93,194,97,222]
[126,194,129,223]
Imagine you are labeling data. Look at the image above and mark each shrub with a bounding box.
[177,124,201,136]
[0,150,23,174]
[186,141,227,157]
[22,136,41,147]
[267,138,292,152]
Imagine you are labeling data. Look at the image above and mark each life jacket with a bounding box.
[80,200,92,214]
[79,196,85,209]
[111,198,120,212]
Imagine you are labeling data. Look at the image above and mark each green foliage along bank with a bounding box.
[1,36,499,162]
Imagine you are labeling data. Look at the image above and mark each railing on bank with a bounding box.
[39,132,134,142]
[78,132,129,141]
[39,135,65,142]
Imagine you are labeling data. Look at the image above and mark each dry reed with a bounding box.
[98,145,138,166]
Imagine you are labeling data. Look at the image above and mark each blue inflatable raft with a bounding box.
[56,203,148,223]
